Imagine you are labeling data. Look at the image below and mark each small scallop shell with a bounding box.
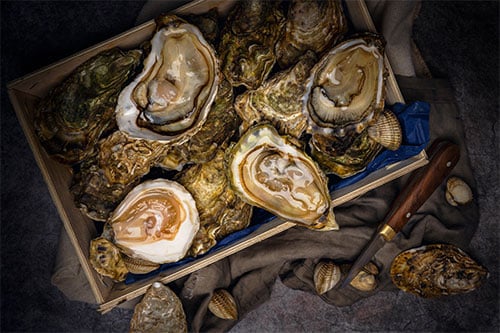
[314,260,342,294]
[445,176,473,206]
[122,255,160,275]
[208,289,238,320]
[350,262,379,292]
[367,109,402,151]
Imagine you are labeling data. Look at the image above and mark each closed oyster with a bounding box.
[390,244,489,298]
[176,148,253,257]
[218,0,285,89]
[208,289,238,320]
[314,260,341,295]
[109,179,200,264]
[228,124,337,230]
[276,0,347,69]
[130,282,188,333]
[310,129,382,177]
[35,48,142,164]
[89,237,128,282]
[116,15,219,143]
[445,176,473,206]
[234,51,317,138]
[303,34,387,137]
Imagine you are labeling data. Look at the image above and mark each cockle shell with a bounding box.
[110,179,200,264]
[122,255,160,275]
[276,0,347,69]
[390,244,488,298]
[89,237,128,282]
[314,260,342,294]
[116,15,218,143]
[208,289,238,320]
[350,262,379,292]
[445,176,473,206]
[130,282,187,333]
[367,109,402,151]
[227,123,337,230]
[234,51,317,138]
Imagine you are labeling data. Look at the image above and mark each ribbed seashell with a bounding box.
[390,244,488,298]
[208,289,238,320]
[445,176,473,206]
[350,262,379,292]
[122,255,160,275]
[367,109,402,151]
[130,282,187,333]
[314,260,341,294]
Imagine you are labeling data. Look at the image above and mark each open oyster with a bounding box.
[303,33,387,137]
[130,282,188,333]
[176,148,253,257]
[35,48,142,164]
[218,0,285,89]
[109,179,200,264]
[116,15,218,143]
[234,51,317,138]
[391,244,489,298]
[276,0,347,69]
[228,124,337,230]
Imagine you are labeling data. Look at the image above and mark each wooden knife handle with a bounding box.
[379,140,460,241]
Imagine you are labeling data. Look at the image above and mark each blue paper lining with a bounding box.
[125,101,430,284]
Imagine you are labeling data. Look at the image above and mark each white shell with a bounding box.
[110,179,199,264]
[116,16,218,143]
[445,176,473,206]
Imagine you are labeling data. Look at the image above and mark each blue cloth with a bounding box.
[125,101,430,284]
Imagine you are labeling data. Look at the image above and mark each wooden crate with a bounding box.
[7,0,427,313]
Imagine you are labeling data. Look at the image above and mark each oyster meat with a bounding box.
[109,179,200,264]
[234,51,317,138]
[116,15,219,143]
[228,124,337,229]
[390,244,489,298]
[276,0,347,69]
[35,48,142,164]
[176,148,253,257]
[218,0,285,89]
[303,33,387,137]
[130,282,188,333]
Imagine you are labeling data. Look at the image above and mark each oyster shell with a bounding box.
[110,179,200,264]
[130,282,188,333]
[208,289,238,320]
[228,124,337,229]
[445,176,473,206]
[276,0,347,69]
[116,15,219,143]
[310,130,382,177]
[390,244,488,298]
[314,260,341,295]
[367,109,402,151]
[303,33,387,137]
[218,0,285,89]
[89,237,128,282]
[35,48,142,164]
[234,51,317,138]
[176,148,253,257]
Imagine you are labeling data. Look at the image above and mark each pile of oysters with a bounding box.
[34,0,403,281]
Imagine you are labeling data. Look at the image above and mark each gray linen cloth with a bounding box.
[50,0,479,331]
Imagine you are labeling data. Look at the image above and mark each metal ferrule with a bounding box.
[378,224,396,241]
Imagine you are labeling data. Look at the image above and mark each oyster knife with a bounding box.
[341,139,460,288]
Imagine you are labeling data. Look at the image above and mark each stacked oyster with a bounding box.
[34,0,404,282]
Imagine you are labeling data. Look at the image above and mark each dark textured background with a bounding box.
[1,1,498,332]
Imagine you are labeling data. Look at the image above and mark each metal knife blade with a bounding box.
[341,139,460,288]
